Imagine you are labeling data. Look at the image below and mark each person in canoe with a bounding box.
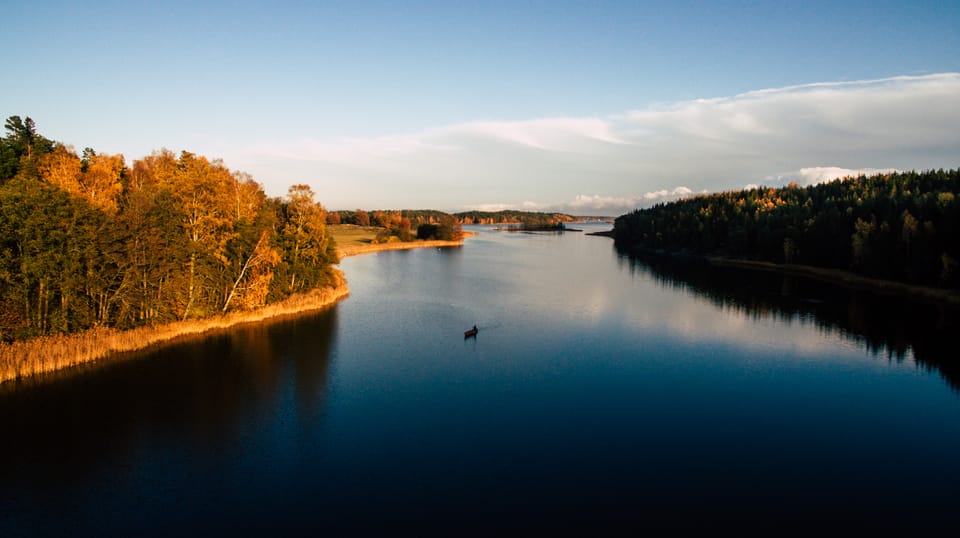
[465,325,478,338]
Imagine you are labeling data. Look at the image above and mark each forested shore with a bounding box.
[0,116,479,384]
[613,169,960,292]
[0,222,469,385]
[0,279,348,385]
[0,116,349,382]
[0,116,341,343]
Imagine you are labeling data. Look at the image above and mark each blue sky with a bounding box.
[2,0,958,214]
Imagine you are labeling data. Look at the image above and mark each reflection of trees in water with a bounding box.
[616,249,960,391]
[0,308,339,492]
[290,310,338,427]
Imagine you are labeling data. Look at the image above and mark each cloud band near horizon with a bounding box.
[226,73,960,215]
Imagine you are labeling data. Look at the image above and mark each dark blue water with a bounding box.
[2,225,959,536]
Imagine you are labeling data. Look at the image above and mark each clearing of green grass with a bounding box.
[328,224,384,249]
[328,223,471,258]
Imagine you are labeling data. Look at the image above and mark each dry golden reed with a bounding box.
[336,237,467,258]
[0,280,350,385]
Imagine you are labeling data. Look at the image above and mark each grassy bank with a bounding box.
[328,224,386,253]
[0,275,349,385]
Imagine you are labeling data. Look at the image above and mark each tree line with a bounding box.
[0,116,339,341]
[328,209,462,243]
[329,208,577,235]
[453,210,575,225]
[613,169,960,289]
[328,209,450,227]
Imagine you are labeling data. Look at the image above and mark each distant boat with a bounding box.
[464,326,478,338]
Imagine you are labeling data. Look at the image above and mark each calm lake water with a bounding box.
[2,224,959,536]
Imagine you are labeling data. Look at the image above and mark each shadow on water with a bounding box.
[616,246,960,391]
[0,307,339,493]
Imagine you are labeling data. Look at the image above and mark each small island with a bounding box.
[498,221,580,232]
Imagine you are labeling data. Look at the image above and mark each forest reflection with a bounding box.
[616,247,960,391]
[0,308,339,492]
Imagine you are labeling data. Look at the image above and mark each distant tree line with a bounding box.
[415,216,463,241]
[0,116,339,341]
[613,170,960,289]
[328,209,450,227]
[453,210,575,226]
[330,208,575,234]
[328,209,462,242]
[519,221,567,231]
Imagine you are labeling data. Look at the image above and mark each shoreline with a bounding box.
[609,239,960,308]
[336,234,472,258]
[0,277,349,386]
[706,257,960,308]
[0,233,472,386]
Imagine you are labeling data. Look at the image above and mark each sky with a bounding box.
[2,0,958,215]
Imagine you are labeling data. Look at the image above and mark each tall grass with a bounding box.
[336,236,472,258]
[0,279,350,386]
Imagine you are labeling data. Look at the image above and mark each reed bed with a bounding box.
[336,234,473,258]
[0,279,350,385]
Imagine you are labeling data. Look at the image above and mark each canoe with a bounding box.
[464,327,478,338]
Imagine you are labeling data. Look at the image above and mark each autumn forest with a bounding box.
[0,116,339,342]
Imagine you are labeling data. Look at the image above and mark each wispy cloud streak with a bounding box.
[227,73,960,214]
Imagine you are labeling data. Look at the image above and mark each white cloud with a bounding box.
[225,73,960,213]
[559,188,698,215]
[643,186,694,201]
[473,202,521,212]
[443,117,627,151]
[465,187,701,216]
[790,167,901,187]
